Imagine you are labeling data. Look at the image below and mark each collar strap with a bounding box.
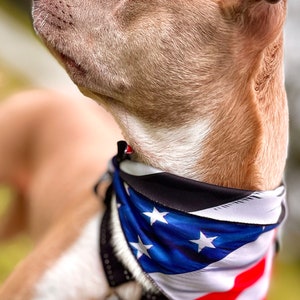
[100,184,134,287]
[100,184,169,299]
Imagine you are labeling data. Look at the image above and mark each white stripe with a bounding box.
[120,160,162,176]
[149,231,275,300]
[190,186,285,225]
[237,245,275,300]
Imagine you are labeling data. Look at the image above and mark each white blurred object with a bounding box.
[0,8,79,94]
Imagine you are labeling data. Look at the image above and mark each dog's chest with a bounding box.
[33,213,109,300]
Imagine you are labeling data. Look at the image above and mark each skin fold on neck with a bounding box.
[104,34,288,192]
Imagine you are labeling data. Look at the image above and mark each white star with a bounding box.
[130,236,153,259]
[143,207,169,225]
[190,231,217,253]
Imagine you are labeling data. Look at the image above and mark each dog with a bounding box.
[0,0,288,299]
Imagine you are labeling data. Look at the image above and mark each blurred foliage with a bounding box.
[1,0,32,23]
[2,0,31,12]
[0,0,35,284]
[0,234,32,282]
[0,61,31,100]
[269,259,300,300]
[286,82,300,167]
[0,186,32,283]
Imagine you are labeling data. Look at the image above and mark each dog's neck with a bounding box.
[107,36,288,192]
[32,0,288,192]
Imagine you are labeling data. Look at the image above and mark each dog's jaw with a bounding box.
[32,0,130,102]
[32,0,288,191]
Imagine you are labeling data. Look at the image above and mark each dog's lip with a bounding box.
[56,51,87,76]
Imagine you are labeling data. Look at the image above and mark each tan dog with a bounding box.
[0,90,127,299]
[0,0,288,299]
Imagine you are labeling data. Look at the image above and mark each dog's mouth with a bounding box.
[43,41,88,81]
[32,3,86,77]
[55,50,87,78]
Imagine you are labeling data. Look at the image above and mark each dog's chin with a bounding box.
[79,88,118,108]
[42,44,89,87]
[33,6,86,82]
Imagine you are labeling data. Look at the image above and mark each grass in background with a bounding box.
[0,61,31,100]
[269,258,300,300]
[0,0,32,28]
[0,60,33,282]
[0,1,33,100]
[0,186,32,283]
[0,235,32,282]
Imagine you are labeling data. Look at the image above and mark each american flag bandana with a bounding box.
[109,150,286,300]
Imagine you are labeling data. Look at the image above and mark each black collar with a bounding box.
[99,184,169,299]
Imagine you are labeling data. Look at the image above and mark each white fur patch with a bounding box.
[33,213,108,300]
[121,113,211,181]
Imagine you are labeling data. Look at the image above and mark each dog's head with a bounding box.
[33,0,286,125]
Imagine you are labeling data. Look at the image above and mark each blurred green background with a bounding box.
[0,1,299,299]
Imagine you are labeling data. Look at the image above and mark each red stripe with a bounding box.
[197,256,267,300]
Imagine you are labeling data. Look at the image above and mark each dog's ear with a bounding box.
[219,0,286,47]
